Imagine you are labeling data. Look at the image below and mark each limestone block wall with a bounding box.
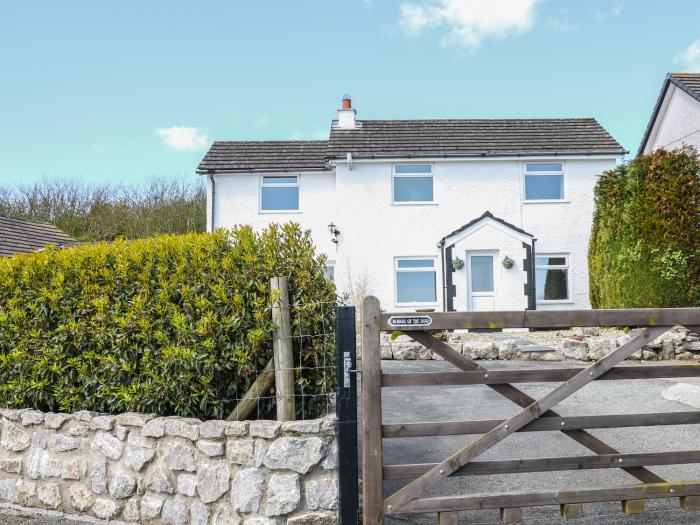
[370,326,700,362]
[0,409,338,525]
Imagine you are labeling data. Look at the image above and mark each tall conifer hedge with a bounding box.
[0,223,336,420]
[589,147,700,308]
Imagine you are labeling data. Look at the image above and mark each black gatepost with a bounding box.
[336,306,359,524]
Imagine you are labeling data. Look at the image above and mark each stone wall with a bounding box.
[0,409,338,525]
[375,326,700,362]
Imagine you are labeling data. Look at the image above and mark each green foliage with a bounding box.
[0,177,205,241]
[0,223,336,420]
[589,147,700,308]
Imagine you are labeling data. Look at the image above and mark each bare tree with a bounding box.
[0,176,206,241]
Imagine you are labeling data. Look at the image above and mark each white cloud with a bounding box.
[399,0,540,50]
[675,38,700,71]
[155,126,208,151]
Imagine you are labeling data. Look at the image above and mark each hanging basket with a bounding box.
[502,256,514,269]
[451,257,465,270]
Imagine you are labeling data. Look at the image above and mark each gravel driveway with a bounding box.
[380,359,700,525]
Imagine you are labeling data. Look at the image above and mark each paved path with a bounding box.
[381,360,700,525]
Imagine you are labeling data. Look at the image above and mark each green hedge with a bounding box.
[0,223,336,420]
[589,147,700,308]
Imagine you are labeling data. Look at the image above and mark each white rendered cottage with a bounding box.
[639,73,700,155]
[198,96,625,312]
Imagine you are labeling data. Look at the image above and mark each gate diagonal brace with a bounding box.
[406,330,667,485]
[385,327,669,514]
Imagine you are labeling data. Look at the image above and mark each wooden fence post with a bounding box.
[362,296,383,525]
[271,276,295,421]
[226,360,276,421]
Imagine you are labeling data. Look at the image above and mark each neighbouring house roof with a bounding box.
[441,211,533,246]
[328,119,626,159]
[197,140,330,173]
[0,216,78,257]
[198,118,625,174]
[638,73,700,156]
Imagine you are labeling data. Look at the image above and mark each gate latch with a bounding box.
[343,351,352,388]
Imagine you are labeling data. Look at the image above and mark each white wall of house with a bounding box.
[209,171,338,259]
[206,155,618,312]
[643,85,700,153]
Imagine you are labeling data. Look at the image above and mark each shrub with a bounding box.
[0,223,336,420]
[589,147,700,308]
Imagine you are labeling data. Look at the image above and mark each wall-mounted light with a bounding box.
[328,223,340,244]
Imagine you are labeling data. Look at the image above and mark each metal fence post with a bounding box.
[336,305,359,524]
[271,276,295,421]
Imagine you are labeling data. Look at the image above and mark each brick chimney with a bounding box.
[337,94,356,129]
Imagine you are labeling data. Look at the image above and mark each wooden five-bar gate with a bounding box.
[360,296,700,524]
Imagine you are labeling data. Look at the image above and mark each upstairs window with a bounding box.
[524,163,564,201]
[536,255,569,301]
[261,176,299,211]
[393,165,434,203]
[395,257,437,304]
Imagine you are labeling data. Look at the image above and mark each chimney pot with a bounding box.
[337,94,357,129]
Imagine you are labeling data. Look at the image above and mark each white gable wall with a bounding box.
[209,171,338,259]
[643,85,700,153]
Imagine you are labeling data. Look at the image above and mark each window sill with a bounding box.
[523,200,570,204]
[392,202,439,206]
[259,210,302,214]
[395,302,440,308]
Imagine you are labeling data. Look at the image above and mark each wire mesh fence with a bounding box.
[217,297,343,422]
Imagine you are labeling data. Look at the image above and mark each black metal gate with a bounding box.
[336,305,359,524]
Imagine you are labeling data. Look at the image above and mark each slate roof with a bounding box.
[328,119,625,159]
[0,216,78,257]
[638,73,700,155]
[671,73,700,101]
[197,140,330,173]
[198,118,625,173]
[441,211,533,245]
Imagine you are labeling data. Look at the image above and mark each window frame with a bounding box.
[324,261,335,282]
[535,253,572,304]
[522,162,567,203]
[394,256,439,306]
[259,174,301,213]
[391,164,436,205]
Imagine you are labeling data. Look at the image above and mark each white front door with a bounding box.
[467,251,497,311]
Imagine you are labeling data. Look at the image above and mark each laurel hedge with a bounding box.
[589,147,700,308]
[0,223,336,420]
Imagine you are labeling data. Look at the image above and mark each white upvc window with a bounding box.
[394,257,438,305]
[392,164,434,204]
[260,175,299,212]
[535,254,570,302]
[324,261,335,282]
[524,162,565,202]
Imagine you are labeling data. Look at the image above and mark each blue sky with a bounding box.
[2,0,700,186]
